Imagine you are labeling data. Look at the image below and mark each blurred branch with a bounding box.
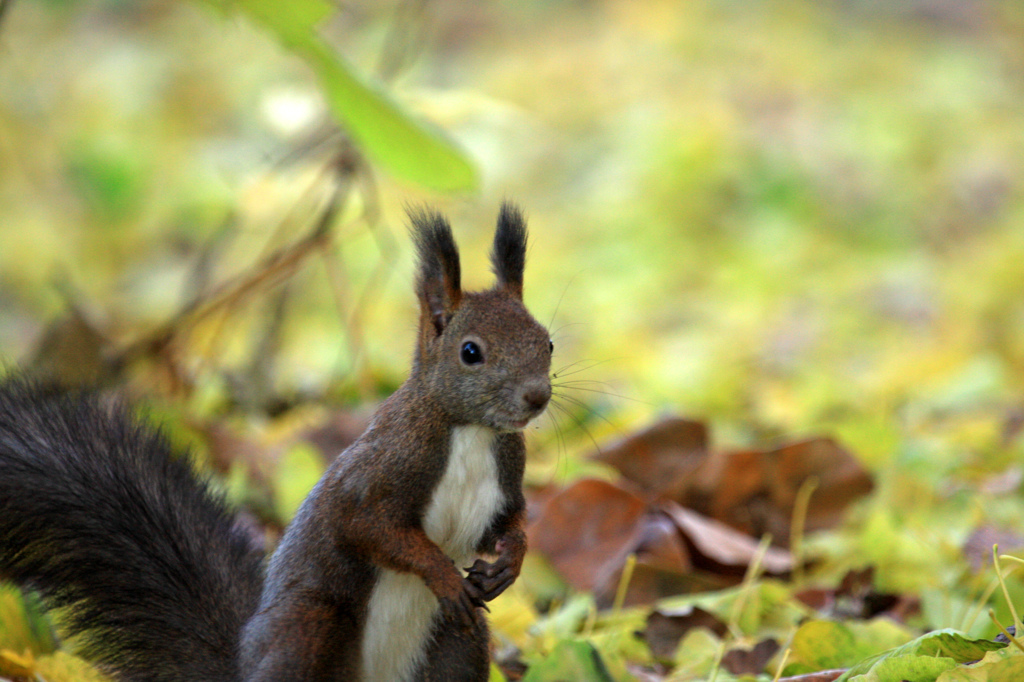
[319,140,391,401]
[226,280,294,414]
[110,2,430,397]
[182,215,238,309]
[116,181,345,374]
[343,183,399,371]
[376,0,430,82]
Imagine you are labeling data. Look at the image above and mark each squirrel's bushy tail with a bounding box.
[0,377,264,682]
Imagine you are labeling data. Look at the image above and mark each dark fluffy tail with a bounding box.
[0,377,265,682]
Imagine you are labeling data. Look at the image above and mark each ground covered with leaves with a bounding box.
[2,0,1024,681]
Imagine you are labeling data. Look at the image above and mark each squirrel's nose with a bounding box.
[520,380,551,414]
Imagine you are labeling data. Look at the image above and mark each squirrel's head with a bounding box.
[410,203,551,432]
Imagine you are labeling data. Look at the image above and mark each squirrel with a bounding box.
[0,203,553,682]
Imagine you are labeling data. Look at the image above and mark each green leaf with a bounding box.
[213,0,333,46]
[656,580,807,637]
[936,646,1024,682]
[837,629,1006,682]
[304,44,479,192]
[522,640,615,682]
[588,607,653,673]
[672,627,722,674]
[202,0,478,192]
[853,654,957,682]
[529,593,595,639]
[786,619,915,676]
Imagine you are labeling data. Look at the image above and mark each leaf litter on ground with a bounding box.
[518,413,1024,682]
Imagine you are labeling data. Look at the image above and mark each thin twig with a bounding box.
[116,185,343,369]
[376,0,429,82]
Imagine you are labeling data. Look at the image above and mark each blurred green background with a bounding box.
[3,0,1024,658]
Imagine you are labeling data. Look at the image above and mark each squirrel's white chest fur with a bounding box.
[423,425,504,561]
[361,425,502,682]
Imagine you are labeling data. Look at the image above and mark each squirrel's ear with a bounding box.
[491,202,527,300]
[411,209,462,336]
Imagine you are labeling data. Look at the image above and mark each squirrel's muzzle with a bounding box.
[518,379,552,417]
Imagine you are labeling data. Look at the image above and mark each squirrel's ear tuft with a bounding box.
[491,202,527,299]
[410,208,462,336]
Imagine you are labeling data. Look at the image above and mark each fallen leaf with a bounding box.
[614,514,697,605]
[771,438,874,533]
[528,482,698,605]
[660,501,793,575]
[522,640,615,682]
[795,567,918,622]
[685,437,874,545]
[722,638,781,675]
[525,483,568,525]
[529,480,793,605]
[588,417,873,547]
[833,628,1005,682]
[639,606,727,661]
[528,479,648,597]
[671,627,723,674]
[0,583,58,658]
[656,579,807,638]
[591,417,708,500]
[936,645,1024,681]
[785,619,916,677]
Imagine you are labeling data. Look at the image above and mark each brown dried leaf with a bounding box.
[590,417,872,546]
[528,478,796,607]
[772,438,873,530]
[660,501,793,575]
[640,607,728,661]
[528,479,648,595]
[591,417,708,499]
[684,437,873,545]
[793,567,919,622]
[528,479,699,605]
[722,638,780,675]
[524,483,563,525]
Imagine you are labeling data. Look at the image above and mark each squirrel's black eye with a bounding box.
[548,340,554,354]
[460,341,484,365]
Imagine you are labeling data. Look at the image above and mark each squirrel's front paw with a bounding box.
[464,557,516,601]
[464,533,525,601]
[435,570,487,629]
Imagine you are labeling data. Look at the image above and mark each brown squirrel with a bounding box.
[0,203,552,682]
